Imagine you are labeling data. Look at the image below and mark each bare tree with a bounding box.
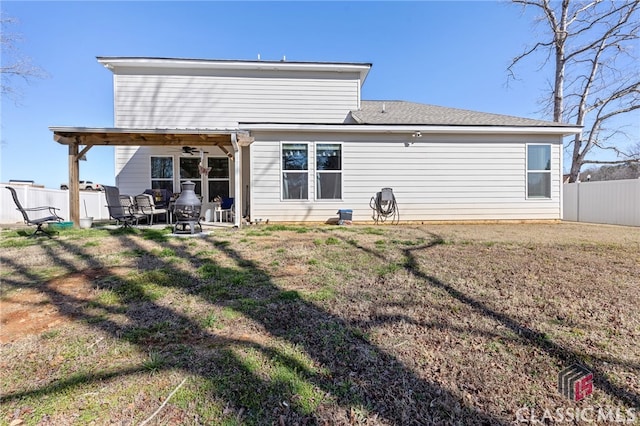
[1,14,47,100]
[509,0,640,182]
[581,162,640,181]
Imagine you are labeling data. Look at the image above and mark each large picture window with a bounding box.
[527,144,551,198]
[207,157,230,200]
[316,143,342,199]
[282,143,309,200]
[151,156,173,192]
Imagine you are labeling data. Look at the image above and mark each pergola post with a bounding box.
[69,142,80,226]
[231,133,242,228]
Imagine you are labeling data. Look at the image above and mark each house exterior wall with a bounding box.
[249,131,563,222]
[112,69,362,128]
[105,59,569,223]
[113,66,363,193]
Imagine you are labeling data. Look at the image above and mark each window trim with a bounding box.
[315,142,343,201]
[526,143,552,199]
[179,156,202,195]
[280,142,310,201]
[150,155,174,192]
[206,156,231,201]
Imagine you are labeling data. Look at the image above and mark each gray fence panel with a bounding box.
[563,179,640,226]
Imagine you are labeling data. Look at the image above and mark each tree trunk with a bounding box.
[553,0,569,123]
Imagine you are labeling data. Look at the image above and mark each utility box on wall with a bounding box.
[337,209,353,225]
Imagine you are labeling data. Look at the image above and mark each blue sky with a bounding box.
[1,1,635,189]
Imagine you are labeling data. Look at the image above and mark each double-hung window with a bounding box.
[282,143,309,200]
[207,157,230,200]
[180,157,201,195]
[151,156,174,192]
[527,144,551,198]
[316,143,342,200]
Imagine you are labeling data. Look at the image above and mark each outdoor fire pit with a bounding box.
[172,181,202,234]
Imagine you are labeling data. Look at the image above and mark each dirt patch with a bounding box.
[1,269,117,343]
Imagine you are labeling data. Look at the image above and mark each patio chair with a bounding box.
[220,197,234,222]
[104,185,145,227]
[119,195,140,218]
[5,186,64,238]
[143,188,172,210]
[135,194,169,225]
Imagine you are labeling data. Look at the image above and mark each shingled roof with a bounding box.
[349,101,573,127]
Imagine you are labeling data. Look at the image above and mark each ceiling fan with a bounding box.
[181,146,208,155]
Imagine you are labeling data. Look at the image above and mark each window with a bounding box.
[179,157,201,195]
[282,143,309,200]
[151,156,173,192]
[316,143,342,199]
[207,157,230,200]
[527,144,551,198]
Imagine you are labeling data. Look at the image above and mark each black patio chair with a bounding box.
[104,185,145,227]
[5,186,64,238]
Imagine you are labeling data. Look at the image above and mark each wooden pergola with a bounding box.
[50,127,253,227]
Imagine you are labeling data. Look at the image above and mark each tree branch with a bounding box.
[1,14,48,99]
[582,159,640,165]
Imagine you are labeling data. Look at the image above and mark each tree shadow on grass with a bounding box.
[343,230,640,408]
[1,228,508,424]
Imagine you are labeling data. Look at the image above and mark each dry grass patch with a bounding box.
[0,223,638,425]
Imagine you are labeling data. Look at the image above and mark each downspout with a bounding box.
[231,133,242,228]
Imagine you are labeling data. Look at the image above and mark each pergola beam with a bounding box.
[51,127,249,228]
[56,134,231,147]
[51,128,240,146]
[78,144,93,159]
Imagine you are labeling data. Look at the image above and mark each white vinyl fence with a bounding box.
[1,184,109,225]
[5,181,638,227]
[563,179,640,227]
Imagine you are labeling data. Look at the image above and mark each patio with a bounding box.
[50,127,253,228]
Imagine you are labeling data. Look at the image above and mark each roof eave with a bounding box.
[97,57,372,85]
[239,123,582,136]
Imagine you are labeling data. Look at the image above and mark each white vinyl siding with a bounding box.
[115,146,147,195]
[250,133,562,222]
[113,73,360,128]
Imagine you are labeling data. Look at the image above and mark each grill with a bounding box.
[172,181,202,234]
